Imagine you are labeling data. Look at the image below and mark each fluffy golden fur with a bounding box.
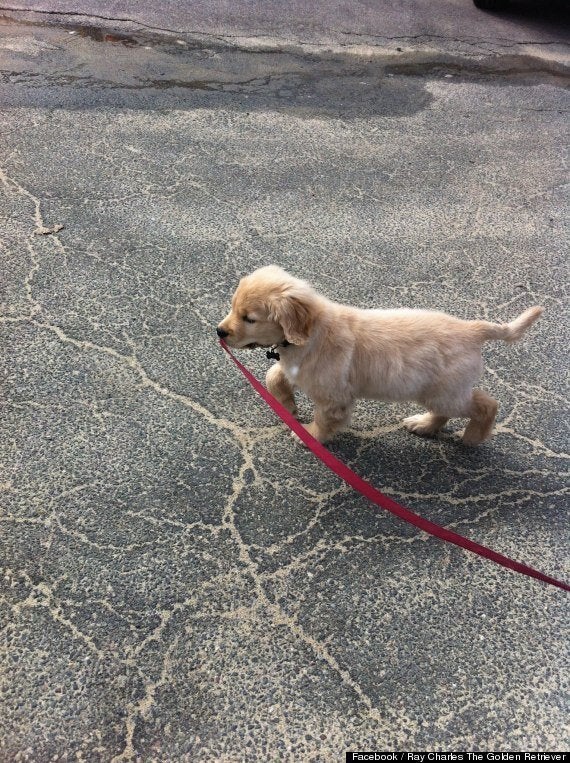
[218,266,543,445]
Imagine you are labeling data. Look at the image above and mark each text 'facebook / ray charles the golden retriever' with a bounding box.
[217,266,543,446]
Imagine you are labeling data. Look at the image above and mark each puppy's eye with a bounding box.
[243,316,256,324]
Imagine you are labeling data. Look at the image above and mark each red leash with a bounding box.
[220,340,569,592]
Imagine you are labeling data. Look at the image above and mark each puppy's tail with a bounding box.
[475,306,544,344]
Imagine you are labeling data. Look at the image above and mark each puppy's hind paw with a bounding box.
[460,428,491,447]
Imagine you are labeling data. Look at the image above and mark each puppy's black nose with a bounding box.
[216,327,229,339]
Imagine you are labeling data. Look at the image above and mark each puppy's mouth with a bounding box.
[241,341,275,350]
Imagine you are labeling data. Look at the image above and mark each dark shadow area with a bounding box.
[474,0,570,38]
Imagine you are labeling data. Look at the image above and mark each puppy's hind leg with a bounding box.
[403,411,449,437]
[462,389,498,446]
[266,363,297,415]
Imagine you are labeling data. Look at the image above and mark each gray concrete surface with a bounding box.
[0,3,569,761]
[1,0,570,50]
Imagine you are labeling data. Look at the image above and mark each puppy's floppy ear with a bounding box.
[270,289,314,345]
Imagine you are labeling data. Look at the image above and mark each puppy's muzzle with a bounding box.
[216,327,229,339]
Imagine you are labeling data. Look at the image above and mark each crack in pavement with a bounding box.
[2,6,569,50]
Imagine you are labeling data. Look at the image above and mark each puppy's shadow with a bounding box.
[322,423,543,532]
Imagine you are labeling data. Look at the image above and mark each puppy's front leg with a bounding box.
[298,400,353,445]
[266,363,297,415]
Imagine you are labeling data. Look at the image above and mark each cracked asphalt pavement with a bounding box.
[0,2,569,760]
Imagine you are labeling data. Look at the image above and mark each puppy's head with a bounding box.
[217,266,315,349]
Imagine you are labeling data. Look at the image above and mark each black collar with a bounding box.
[266,340,290,361]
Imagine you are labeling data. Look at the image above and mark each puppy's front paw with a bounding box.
[403,413,441,437]
[290,421,322,447]
[290,429,308,447]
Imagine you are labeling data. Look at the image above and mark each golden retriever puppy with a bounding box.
[217,266,543,445]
